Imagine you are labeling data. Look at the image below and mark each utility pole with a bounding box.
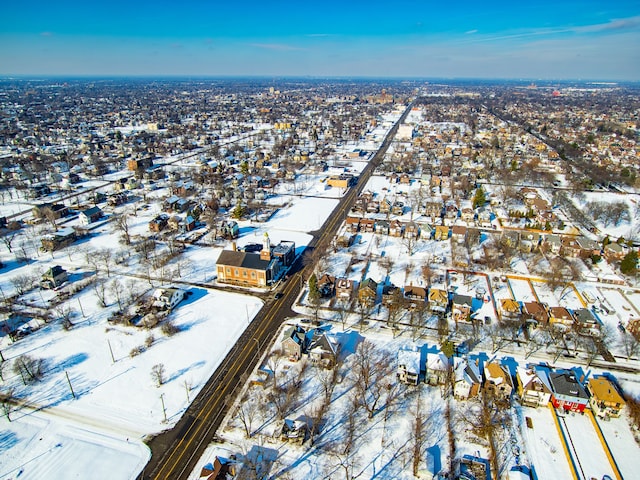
[77,297,85,318]
[160,393,167,423]
[66,371,76,399]
[107,339,116,363]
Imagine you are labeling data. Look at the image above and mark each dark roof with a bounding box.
[573,308,597,324]
[45,265,66,277]
[548,371,589,400]
[452,293,473,306]
[216,249,272,270]
[360,278,378,291]
[81,206,103,217]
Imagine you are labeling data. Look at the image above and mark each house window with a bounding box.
[251,272,256,278]
[243,270,248,277]
[226,267,231,274]
[234,269,239,276]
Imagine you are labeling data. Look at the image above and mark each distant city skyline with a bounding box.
[2,1,639,81]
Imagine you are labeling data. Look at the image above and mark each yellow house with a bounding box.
[500,298,521,321]
[587,377,625,419]
[434,225,450,241]
[327,175,351,188]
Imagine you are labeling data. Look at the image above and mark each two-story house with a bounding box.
[587,377,625,419]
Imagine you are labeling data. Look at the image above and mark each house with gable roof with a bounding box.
[453,357,482,400]
[281,325,308,361]
[516,366,552,407]
[307,331,339,368]
[429,288,449,314]
[484,361,513,401]
[358,278,378,306]
[499,298,521,322]
[548,370,589,413]
[397,346,422,386]
[587,376,625,419]
[425,352,450,386]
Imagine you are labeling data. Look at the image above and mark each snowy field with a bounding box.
[0,285,263,479]
[0,417,150,480]
[533,281,584,310]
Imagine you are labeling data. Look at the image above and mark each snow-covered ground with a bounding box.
[0,417,149,480]
[0,285,262,479]
[560,411,616,480]
[191,327,465,480]
[597,410,640,479]
[518,406,574,480]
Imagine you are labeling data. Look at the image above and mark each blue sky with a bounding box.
[2,1,639,80]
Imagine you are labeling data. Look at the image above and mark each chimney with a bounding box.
[232,241,237,251]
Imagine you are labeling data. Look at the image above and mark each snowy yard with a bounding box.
[517,406,574,480]
[190,325,502,479]
[560,411,616,480]
[597,411,640,479]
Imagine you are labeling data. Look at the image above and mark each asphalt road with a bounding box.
[139,103,414,480]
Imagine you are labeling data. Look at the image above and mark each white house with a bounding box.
[397,347,422,386]
[425,352,450,386]
[79,206,104,225]
[152,287,186,311]
[516,366,552,408]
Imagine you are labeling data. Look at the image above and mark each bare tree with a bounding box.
[54,303,75,330]
[0,231,19,253]
[113,213,132,245]
[351,340,394,418]
[109,279,126,311]
[411,391,427,476]
[10,274,35,296]
[92,278,108,308]
[402,233,417,256]
[266,347,284,387]
[459,388,511,478]
[409,301,429,341]
[41,206,59,231]
[95,248,114,277]
[334,299,353,330]
[13,354,45,383]
[0,388,15,421]
[380,257,395,280]
[385,289,405,335]
[151,363,166,387]
[421,263,434,288]
[620,331,640,360]
[524,328,552,359]
[355,301,373,332]
[236,392,259,438]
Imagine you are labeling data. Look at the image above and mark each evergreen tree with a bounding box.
[232,204,246,219]
[620,250,638,275]
[472,187,486,209]
[308,273,320,301]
